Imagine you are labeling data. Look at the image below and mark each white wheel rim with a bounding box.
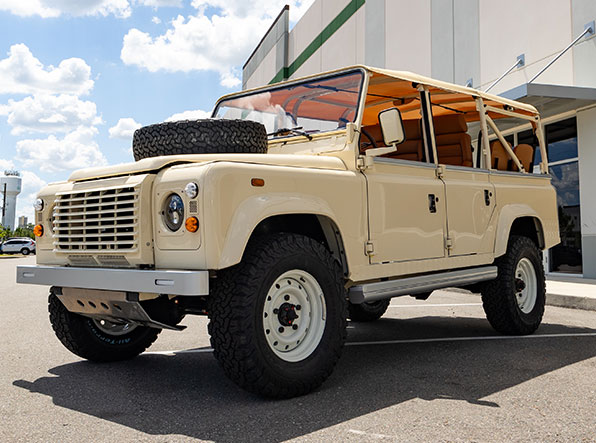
[92,318,137,336]
[262,269,326,362]
[515,257,537,314]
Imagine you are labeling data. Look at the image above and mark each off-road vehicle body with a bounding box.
[18,66,559,397]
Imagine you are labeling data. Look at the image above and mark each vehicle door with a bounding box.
[363,120,447,264]
[4,240,19,253]
[431,109,496,256]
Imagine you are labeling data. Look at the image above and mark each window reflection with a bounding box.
[549,161,582,273]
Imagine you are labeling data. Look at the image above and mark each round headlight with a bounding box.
[184,182,199,199]
[34,198,44,212]
[163,194,184,231]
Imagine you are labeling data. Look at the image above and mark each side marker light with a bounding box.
[185,217,199,233]
[34,224,44,237]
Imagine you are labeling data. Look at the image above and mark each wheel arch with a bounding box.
[495,206,545,258]
[218,211,349,275]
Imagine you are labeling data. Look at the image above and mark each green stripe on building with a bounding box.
[269,0,366,84]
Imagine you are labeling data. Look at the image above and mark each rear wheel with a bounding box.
[208,234,347,398]
[348,299,390,322]
[48,289,161,362]
[481,236,545,335]
[21,248,30,255]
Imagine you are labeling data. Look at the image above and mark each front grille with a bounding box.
[53,186,139,251]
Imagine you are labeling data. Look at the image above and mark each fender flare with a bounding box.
[217,193,343,269]
[494,204,544,257]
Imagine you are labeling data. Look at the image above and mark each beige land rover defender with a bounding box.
[17,66,559,398]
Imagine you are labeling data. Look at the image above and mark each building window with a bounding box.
[545,118,581,274]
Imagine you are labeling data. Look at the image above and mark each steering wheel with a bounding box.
[359,127,378,152]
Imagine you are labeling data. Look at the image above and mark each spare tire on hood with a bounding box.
[132,119,268,161]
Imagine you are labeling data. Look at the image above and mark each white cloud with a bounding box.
[165,109,210,121]
[0,44,94,96]
[139,0,182,7]
[0,94,102,135]
[109,117,142,139]
[0,159,15,170]
[16,126,108,173]
[15,170,47,223]
[190,0,314,22]
[0,0,132,19]
[152,16,161,24]
[121,1,314,87]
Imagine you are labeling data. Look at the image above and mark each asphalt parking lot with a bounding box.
[2,256,595,442]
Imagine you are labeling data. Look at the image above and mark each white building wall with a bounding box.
[289,0,361,79]
[577,106,596,278]
[244,47,279,90]
[478,0,574,95]
[571,0,596,88]
[385,0,432,76]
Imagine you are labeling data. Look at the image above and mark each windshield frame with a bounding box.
[212,68,367,140]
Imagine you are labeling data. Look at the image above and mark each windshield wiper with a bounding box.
[268,126,313,140]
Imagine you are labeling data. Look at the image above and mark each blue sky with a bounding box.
[0,0,313,225]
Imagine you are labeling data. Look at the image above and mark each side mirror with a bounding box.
[379,107,405,146]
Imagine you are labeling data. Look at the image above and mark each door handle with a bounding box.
[428,194,437,213]
[484,189,492,206]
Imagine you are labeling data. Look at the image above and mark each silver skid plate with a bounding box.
[58,288,185,331]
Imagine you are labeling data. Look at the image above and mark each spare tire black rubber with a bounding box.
[132,119,268,161]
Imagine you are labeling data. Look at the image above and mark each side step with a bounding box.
[348,266,497,304]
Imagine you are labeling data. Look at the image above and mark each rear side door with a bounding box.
[3,240,19,252]
[440,166,496,256]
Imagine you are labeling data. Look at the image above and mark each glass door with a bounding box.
[521,118,582,274]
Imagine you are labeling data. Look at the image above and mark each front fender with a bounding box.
[217,193,340,269]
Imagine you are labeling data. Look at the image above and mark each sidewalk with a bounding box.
[547,276,596,312]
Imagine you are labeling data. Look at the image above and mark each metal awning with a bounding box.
[500,83,596,120]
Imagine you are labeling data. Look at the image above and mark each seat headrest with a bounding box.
[433,114,468,135]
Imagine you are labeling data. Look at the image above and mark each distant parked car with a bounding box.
[0,238,36,255]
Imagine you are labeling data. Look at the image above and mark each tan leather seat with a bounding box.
[490,140,510,171]
[360,119,423,162]
[433,114,473,167]
[513,144,534,172]
[387,119,423,161]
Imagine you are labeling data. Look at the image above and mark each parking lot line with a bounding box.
[143,332,596,356]
[346,332,596,347]
[388,303,482,308]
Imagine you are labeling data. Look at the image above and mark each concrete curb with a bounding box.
[547,293,596,312]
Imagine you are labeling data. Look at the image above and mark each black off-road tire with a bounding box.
[132,119,268,161]
[48,289,161,362]
[481,236,546,335]
[208,233,347,398]
[348,299,390,322]
[20,248,30,255]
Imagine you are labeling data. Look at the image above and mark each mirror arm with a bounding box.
[364,143,397,159]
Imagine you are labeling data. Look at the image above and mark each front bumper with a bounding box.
[16,265,209,296]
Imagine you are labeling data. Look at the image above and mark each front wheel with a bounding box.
[208,234,347,398]
[48,290,161,362]
[481,236,545,335]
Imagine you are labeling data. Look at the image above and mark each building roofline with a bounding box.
[243,5,289,70]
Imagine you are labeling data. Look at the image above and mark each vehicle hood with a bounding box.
[68,153,348,182]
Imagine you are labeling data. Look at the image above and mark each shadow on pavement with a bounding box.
[13,316,596,442]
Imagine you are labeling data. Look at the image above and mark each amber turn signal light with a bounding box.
[185,216,199,233]
[34,224,44,237]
